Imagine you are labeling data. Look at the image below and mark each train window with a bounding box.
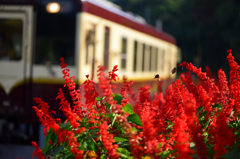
[149,46,152,71]
[169,50,173,71]
[121,38,127,70]
[161,49,165,72]
[86,28,96,65]
[142,43,145,72]
[133,41,138,72]
[35,0,77,65]
[155,48,158,71]
[151,47,157,72]
[86,43,89,64]
[103,27,110,69]
[0,19,23,61]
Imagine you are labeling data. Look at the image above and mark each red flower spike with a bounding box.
[31,141,37,148]
[31,141,45,159]
[227,49,232,53]
[109,65,119,82]
[178,61,188,69]
[99,122,120,158]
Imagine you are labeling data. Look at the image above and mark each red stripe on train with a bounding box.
[82,1,176,45]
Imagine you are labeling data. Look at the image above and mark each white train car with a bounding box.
[0,0,180,158]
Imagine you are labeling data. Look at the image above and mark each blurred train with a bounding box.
[0,0,181,156]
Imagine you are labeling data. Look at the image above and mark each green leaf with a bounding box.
[199,110,208,126]
[203,131,208,137]
[204,118,211,129]
[53,145,65,156]
[44,128,54,145]
[113,94,123,104]
[219,149,240,159]
[104,103,111,109]
[44,150,51,159]
[60,121,71,130]
[160,149,177,159]
[131,126,139,132]
[53,154,62,159]
[86,139,95,151]
[51,132,58,145]
[166,121,174,130]
[82,116,87,123]
[117,148,131,158]
[117,141,130,149]
[100,154,107,159]
[230,110,235,118]
[237,113,240,122]
[45,129,53,145]
[196,106,203,115]
[199,110,208,119]
[212,103,222,109]
[88,128,98,134]
[42,143,51,154]
[127,114,143,126]
[78,134,87,144]
[63,153,75,159]
[122,103,134,114]
[114,137,128,142]
[83,141,88,149]
[86,133,98,141]
[158,142,162,149]
[96,97,101,101]
[79,141,88,150]
[104,113,114,122]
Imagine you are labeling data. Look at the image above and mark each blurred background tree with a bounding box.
[109,0,240,76]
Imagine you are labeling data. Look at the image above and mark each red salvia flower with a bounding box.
[109,65,119,82]
[99,122,120,158]
[31,141,45,159]
[32,51,240,159]
[212,112,236,158]
[97,65,116,106]
[226,49,240,118]
[172,117,192,159]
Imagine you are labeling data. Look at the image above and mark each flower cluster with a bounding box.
[31,49,240,159]
[99,121,119,158]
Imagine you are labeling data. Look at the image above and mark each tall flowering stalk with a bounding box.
[227,49,240,118]
[31,49,240,159]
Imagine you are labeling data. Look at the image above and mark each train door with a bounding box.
[0,6,33,117]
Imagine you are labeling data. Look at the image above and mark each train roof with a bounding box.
[0,0,176,44]
[82,0,176,45]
